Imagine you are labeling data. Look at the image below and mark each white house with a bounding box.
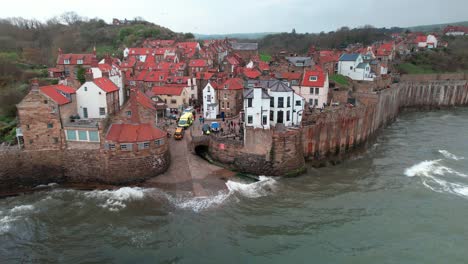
[416,34,438,49]
[202,82,219,119]
[91,63,125,106]
[244,80,304,129]
[76,77,120,119]
[293,69,329,107]
[337,54,374,81]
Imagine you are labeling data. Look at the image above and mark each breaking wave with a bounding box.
[83,187,148,212]
[405,158,468,198]
[226,176,277,198]
[439,150,464,161]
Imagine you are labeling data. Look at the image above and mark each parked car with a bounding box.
[210,122,220,133]
[174,127,185,140]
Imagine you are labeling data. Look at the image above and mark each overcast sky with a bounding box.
[1,0,467,34]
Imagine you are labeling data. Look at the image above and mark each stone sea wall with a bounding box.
[0,147,170,193]
[303,79,468,165]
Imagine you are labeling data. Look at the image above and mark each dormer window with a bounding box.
[224,85,228,89]
[167,78,172,83]
[159,75,164,81]
[64,59,70,64]
[177,79,182,84]
[77,59,83,65]
[309,76,318,82]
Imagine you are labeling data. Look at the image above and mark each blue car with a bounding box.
[210,122,220,133]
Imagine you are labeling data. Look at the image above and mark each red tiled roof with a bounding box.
[278,72,302,81]
[415,35,427,43]
[258,61,270,71]
[177,42,199,49]
[189,59,208,67]
[135,90,156,111]
[39,85,76,105]
[196,72,214,80]
[243,68,261,79]
[226,56,240,65]
[152,86,185,96]
[57,53,94,65]
[217,78,244,90]
[98,64,113,72]
[318,50,341,65]
[301,69,326,87]
[106,123,166,143]
[128,48,153,56]
[376,43,394,57]
[145,71,169,82]
[93,77,119,93]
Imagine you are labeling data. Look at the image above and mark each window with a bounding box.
[309,87,313,94]
[286,111,290,121]
[309,76,318,81]
[77,59,83,65]
[221,102,225,109]
[139,142,150,150]
[121,143,133,151]
[207,86,210,92]
[350,66,353,70]
[278,97,284,108]
[155,139,165,146]
[78,130,88,141]
[47,123,53,129]
[99,107,106,116]
[296,100,301,106]
[106,143,116,150]
[314,99,318,106]
[224,93,227,99]
[171,99,177,104]
[309,99,313,105]
[270,97,274,107]
[89,131,99,142]
[315,88,320,95]
[207,96,211,102]
[270,111,274,121]
[83,108,88,118]
[126,111,132,116]
[64,59,70,64]
[287,97,291,107]
[262,115,267,125]
[227,102,230,109]
[247,98,253,107]
[44,100,48,104]
[84,86,88,92]
[247,115,253,124]
[66,130,77,141]
[53,137,59,144]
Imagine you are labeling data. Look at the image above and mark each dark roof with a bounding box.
[339,53,361,61]
[247,79,293,93]
[357,62,368,69]
[231,43,258,51]
[243,88,270,99]
[286,57,313,67]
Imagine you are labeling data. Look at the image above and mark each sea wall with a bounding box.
[303,79,468,165]
[0,147,170,193]
[207,128,305,176]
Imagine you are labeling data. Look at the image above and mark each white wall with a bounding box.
[203,83,218,119]
[244,88,270,129]
[76,82,109,119]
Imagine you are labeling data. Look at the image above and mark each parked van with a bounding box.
[178,112,193,128]
[174,127,185,140]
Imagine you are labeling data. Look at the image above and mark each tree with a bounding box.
[76,66,86,84]
[292,28,296,34]
[184,32,194,39]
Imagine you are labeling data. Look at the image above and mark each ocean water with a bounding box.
[1,108,468,263]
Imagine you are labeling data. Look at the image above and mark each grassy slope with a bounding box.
[330,74,349,85]
[407,21,468,32]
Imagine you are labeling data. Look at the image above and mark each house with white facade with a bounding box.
[202,82,219,119]
[91,63,125,106]
[244,80,304,129]
[292,69,329,107]
[416,35,438,49]
[76,77,120,119]
[337,54,374,81]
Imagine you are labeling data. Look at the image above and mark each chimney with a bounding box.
[91,56,99,67]
[30,78,39,92]
[58,48,63,55]
[93,46,97,57]
[102,71,110,79]
[85,69,94,82]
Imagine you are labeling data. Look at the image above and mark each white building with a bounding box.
[91,63,125,106]
[337,54,374,81]
[244,80,304,129]
[202,82,219,119]
[76,77,120,119]
[293,69,329,107]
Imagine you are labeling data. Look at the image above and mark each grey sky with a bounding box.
[2,0,467,34]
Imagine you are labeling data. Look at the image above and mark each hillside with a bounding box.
[195,32,276,40]
[407,21,468,32]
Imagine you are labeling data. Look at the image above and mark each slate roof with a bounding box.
[339,53,361,61]
[243,88,271,99]
[231,43,258,51]
[247,79,293,93]
[286,57,313,67]
[357,63,368,69]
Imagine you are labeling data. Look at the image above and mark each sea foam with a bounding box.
[439,150,464,161]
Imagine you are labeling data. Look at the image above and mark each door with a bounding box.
[277,110,284,124]
[83,107,88,119]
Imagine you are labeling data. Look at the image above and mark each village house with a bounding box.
[16,80,77,150]
[375,42,395,63]
[216,78,245,118]
[188,59,209,76]
[151,86,190,112]
[415,34,438,49]
[314,50,341,76]
[202,82,219,119]
[91,61,125,106]
[443,25,468,36]
[51,48,96,87]
[245,80,304,128]
[292,68,329,107]
[76,77,120,119]
[286,56,314,71]
[114,89,161,127]
[104,123,167,154]
[123,48,153,62]
[231,42,258,60]
[337,54,374,81]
